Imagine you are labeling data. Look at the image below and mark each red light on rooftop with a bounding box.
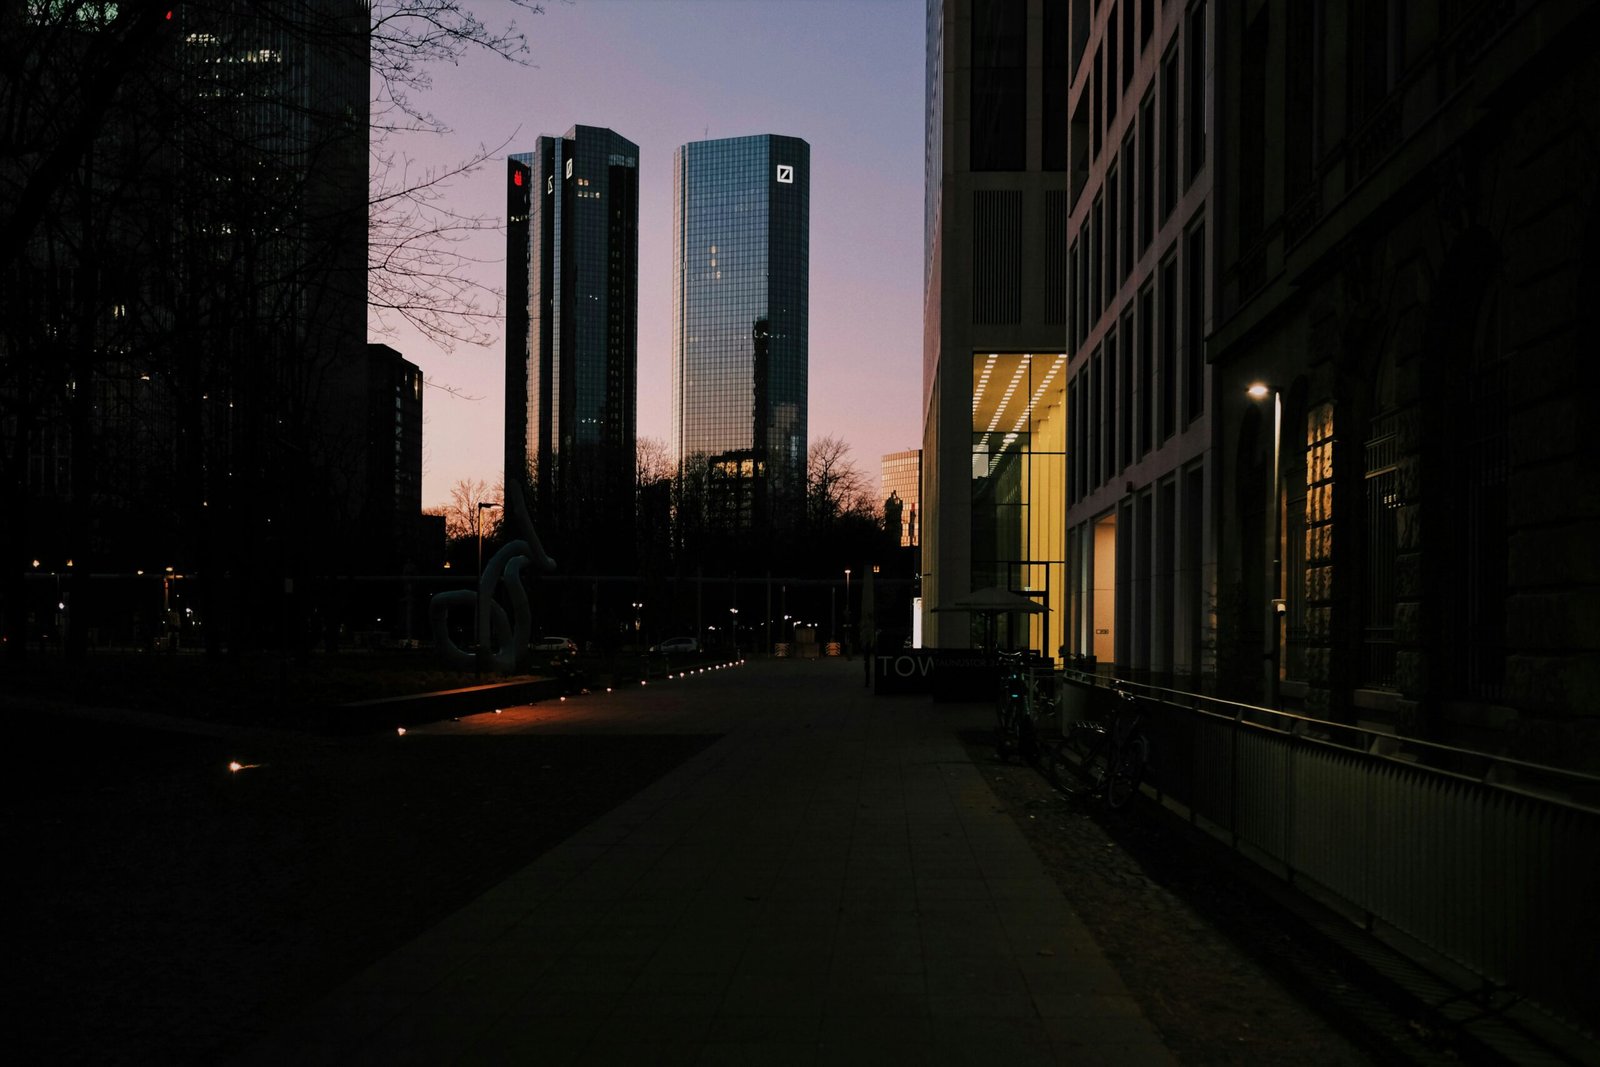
[166,10,173,18]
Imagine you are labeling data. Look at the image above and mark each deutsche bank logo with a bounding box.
[776,165,794,184]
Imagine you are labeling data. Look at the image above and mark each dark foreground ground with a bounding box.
[5,655,1568,1065]
[5,708,716,1063]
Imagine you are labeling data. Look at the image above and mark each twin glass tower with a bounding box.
[507,129,808,566]
[672,135,811,533]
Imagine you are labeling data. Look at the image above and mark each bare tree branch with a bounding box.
[421,375,485,401]
[367,137,514,349]
[636,436,674,489]
[807,435,876,527]
[364,1,557,350]
[432,476,503,541]
[369,0,547,135]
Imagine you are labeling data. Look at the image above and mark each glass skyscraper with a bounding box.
[507,126,639,567]
[672,135,809,533]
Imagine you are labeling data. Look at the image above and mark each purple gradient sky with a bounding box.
[372,0,925,508]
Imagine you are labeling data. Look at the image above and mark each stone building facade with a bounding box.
[1208,0,1600,766]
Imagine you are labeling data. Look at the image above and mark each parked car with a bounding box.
[532,635,578,655]
[651,636,700,654]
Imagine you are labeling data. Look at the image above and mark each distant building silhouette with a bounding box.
[881,449,922,548]
[506,127,640,571]
[348,345,423,574]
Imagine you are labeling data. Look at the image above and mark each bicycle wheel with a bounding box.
[1103,733,1148,810]
[1016,711,1039,763]
[1080,733,1112,793]
[994,698,1021,759]
[1041,737,1078,791]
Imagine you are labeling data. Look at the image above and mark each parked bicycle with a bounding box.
[994,650,1056,763]
[1043,681,1149,810]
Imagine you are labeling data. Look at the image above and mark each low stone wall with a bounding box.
[319,676,567,733]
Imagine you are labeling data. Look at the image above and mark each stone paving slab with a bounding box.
[236,658,1175,1065]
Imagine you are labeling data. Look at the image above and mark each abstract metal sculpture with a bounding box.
[428,481,556,671]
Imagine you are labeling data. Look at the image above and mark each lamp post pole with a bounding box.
[475,500,501,674]
[1249,383,1282,708]
[476,501,501,582]
[844,568,852,656]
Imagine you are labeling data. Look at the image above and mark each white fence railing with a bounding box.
[1061,670,1600,1038]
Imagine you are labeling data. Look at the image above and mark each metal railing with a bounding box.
[1061,669,1600,1038]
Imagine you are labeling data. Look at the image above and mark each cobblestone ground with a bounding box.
[962,732,1477,1066]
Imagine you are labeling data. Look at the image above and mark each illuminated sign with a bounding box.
[565,158,573,179]
[776,165,794,184]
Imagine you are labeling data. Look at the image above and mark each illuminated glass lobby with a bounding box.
[970,353,1068,654]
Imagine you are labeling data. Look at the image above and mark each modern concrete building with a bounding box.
[671,135,810,536]
[1060,0,1216,686]
[506,127,640,570]
[1207,0,1600,765]
[922,0,1070,654]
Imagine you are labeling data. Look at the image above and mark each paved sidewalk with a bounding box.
[238,658,1176,1065]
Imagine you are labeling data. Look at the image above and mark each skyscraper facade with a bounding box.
[507,127,639,568]
[672,135,809,537]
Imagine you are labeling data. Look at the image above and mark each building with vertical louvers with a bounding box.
[922,0,1069,654]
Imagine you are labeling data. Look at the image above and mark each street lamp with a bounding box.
[476,501,502,581]
[844,568,853,652]
[1248,381,1283,708]
[475,500,502,673]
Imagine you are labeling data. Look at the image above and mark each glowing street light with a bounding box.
[844,568,853,654]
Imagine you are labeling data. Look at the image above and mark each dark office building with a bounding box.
[506,127,640,570]
[671,135,809,538]
[1,1,368,651]
[349,344,423,573]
